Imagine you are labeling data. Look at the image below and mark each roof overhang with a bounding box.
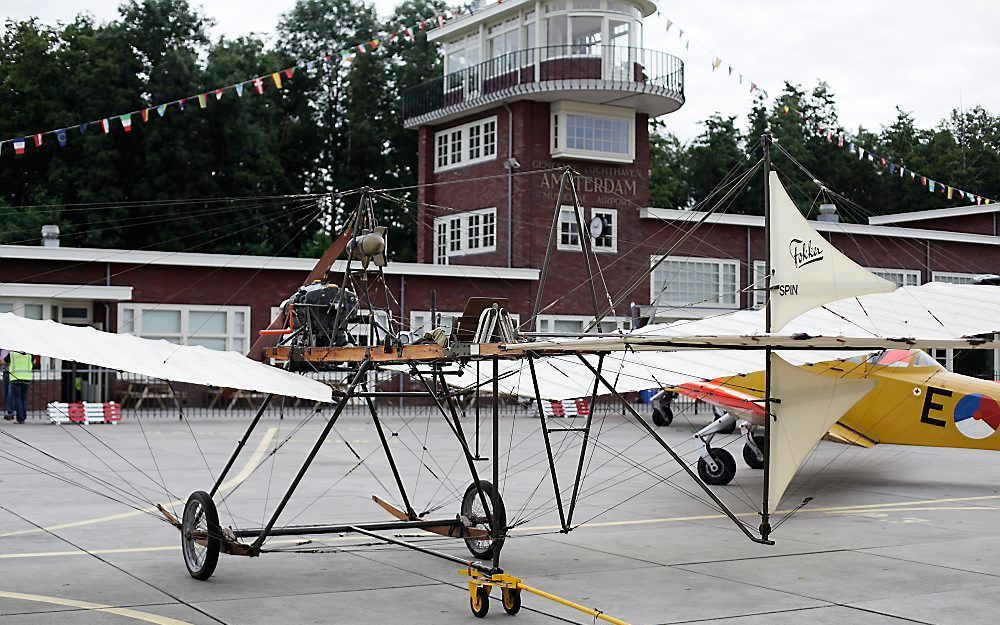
[0,246,539,281]
[868,203,999,225]
[640,207,1000,246]
[0,282,133,301]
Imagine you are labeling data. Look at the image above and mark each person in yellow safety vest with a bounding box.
[6,351,31,424]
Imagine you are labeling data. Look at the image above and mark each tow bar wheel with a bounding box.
[182,491,221,580]
[461,481,506,560]
[502,587,522,615]
[470,584,491,618]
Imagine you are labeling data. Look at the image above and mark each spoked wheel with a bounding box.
[181,491,221,581]
[697,448,736,486]
[461,481,506,560]
[502,587,522,615]
[470,585,491,618]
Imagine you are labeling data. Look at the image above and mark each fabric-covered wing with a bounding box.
[0,314,332,403]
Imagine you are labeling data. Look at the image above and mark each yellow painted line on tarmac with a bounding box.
[0,590,195,625]
[0,535,360,561]
[513,493,1000,533]
[0,427,279,538]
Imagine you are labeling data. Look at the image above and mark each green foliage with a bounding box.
[650,81,1000,219]
[0,0,444,259]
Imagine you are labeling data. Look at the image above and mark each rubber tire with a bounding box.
[714,412,737,435]
[502,587,522,615]
[181,491,220,581]
[743,434,767,470]
[462,481,507,560]
[471,585,490,618]
[651,406,674,426]
[697,448,737,486]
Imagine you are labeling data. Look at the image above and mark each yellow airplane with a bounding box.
[658,349,1000,485]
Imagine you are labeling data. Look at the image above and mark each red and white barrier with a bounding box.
[540,398,590,418]
[48,402,121,425]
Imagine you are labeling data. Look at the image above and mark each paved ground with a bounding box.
[0,403,997,625]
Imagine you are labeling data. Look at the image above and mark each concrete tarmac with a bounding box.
[0,406,997,624]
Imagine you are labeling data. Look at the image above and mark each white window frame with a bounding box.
[433,116,498,172]
[590,207,617,253]
[433,208,498,259]
[752,260,767,308]
[536,314,630,335]
[551,101,635,163]
[866,267,921,287]
[557,206,582,251]
[650,256,741,310]
[117,303,251,352]
[410,310,462,337]
[932,271,979,285]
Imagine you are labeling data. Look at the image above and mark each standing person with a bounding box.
[1,349,12,421]
[6,350,32,424]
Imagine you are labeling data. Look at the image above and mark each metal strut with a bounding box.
[576,355,773,545]
[249,358,373,554]
[209,393,273,497]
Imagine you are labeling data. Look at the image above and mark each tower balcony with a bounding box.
[402,45,684,129]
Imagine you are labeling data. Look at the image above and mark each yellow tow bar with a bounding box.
[459,568,633,625]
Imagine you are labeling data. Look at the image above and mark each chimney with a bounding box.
[41,224,60,247]
[816,204,839,223]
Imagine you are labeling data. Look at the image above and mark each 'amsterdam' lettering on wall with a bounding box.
[538,171,637,197]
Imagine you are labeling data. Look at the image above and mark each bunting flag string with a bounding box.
[657,13,994,206]
[0,2,477,159]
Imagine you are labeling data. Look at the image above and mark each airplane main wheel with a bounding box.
[743,434,767,470]
[502,587,522,615]
[471,585,490,618]
[181,491,220,580]
[652,406,673,426]
[461,481,506,560]
[697,449,736,485]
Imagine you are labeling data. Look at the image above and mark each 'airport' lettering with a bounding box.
[920,386,952,427]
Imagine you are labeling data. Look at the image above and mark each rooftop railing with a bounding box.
[402,45,684,122]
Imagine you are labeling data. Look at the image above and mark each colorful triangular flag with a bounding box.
[253,77,264,94]
[235,82,245,97]
[120,113,132,132]
[665,19,673,32]
[80,122,89,135]
[56,129,67,147]
[33,133,43,147]
[142,108,150,122]
[283,67,295,79]
[14,138,25,154]
[157,103,168,117]
[271,72,283,89]
[197,93,207,108]
[100,118,110,133]
[214,88,224,100]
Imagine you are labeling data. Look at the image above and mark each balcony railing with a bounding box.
[402,45,684,122]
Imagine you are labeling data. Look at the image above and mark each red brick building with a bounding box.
[3,0,1000,392]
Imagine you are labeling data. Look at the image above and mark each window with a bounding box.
[570,15,602,54]
[551,102,634,163]
[435,221,448,264]
[488,17,520,67]
[933,272,978,285]
[558,207,581,250]
[543,0,642,56]
[118,304,250,352]
[434,208,498,258]
[410,310,461,337]
[867,267,920,287]
[752,260,767,308]
[433,116,498,172]
[651,256,740,309]
[536,315,630,335]
[445,34,480,89]
[524,11,536,48]
[591,208,617,253]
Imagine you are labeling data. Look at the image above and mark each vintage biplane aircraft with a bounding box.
[665,347,1000,486]
[4,136,1000,624]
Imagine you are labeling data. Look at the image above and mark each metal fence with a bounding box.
[5,367,698,421]
[402,45,684,121]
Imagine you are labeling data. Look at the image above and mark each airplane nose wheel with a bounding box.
[743,433,767,470]
[461,481,506,560]
[697,448,736,485]
[181,491,221,581]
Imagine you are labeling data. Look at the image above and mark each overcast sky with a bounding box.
[5,0,996,141]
